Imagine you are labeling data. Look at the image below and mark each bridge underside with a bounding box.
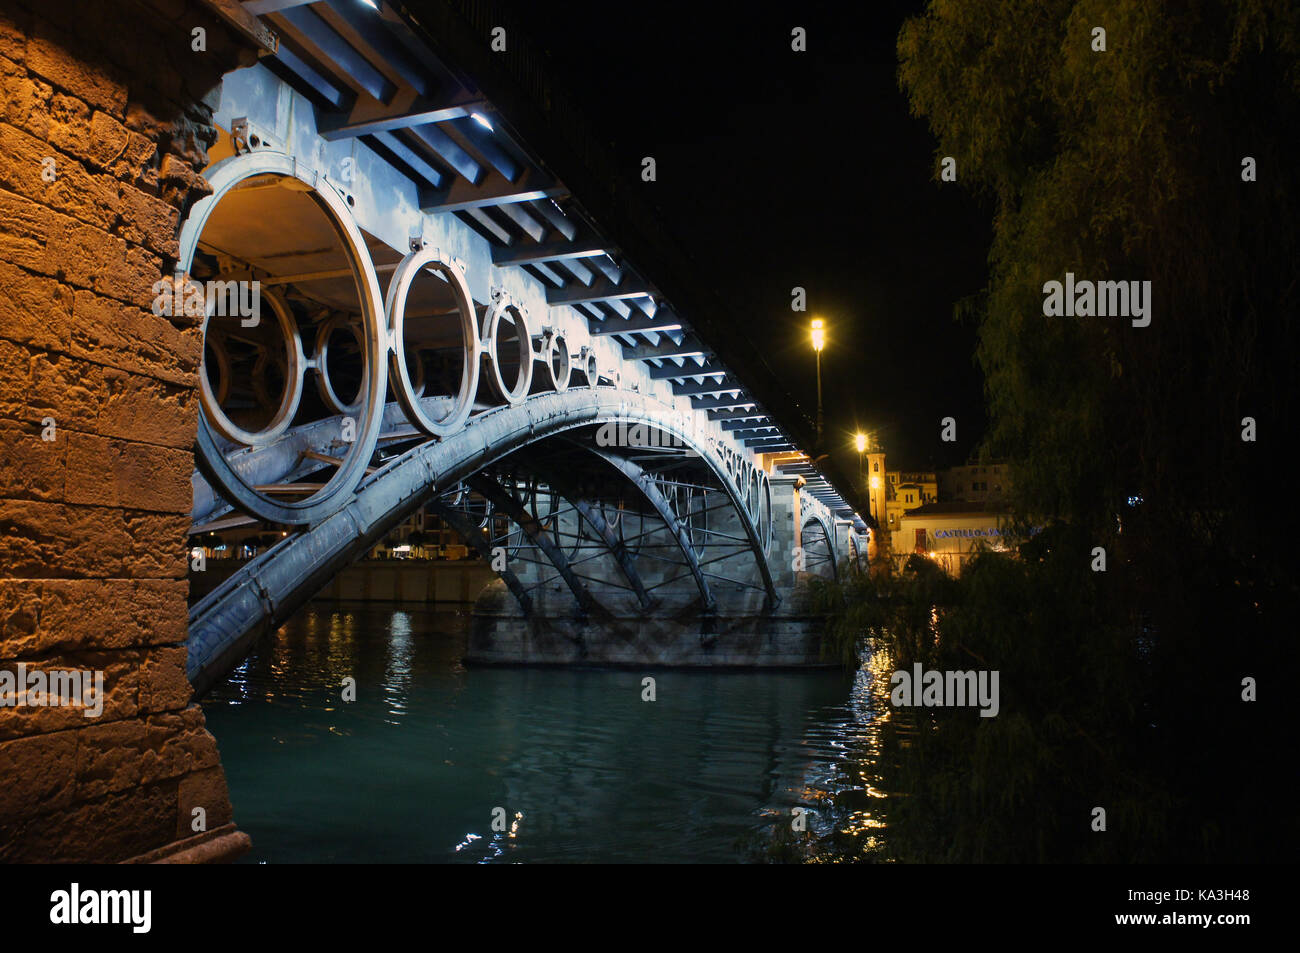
[188,388,843,693]
[175,63,866,691]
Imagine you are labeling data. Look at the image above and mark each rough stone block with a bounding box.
[0,779,177,863]
[0,416,67,501]
[176,765,234,839]
[0,578,187,658]
[0,651,141,742]
[0,729,77,819]
[137,644,192,713]
[64,432,193,513]
[25,17,127,117]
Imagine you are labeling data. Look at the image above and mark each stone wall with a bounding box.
[0,0,257,862]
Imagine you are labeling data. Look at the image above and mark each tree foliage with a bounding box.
[789,1,1300,862]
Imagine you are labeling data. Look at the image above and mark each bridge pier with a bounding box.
[0,0,262,862]
[466,466,845,668]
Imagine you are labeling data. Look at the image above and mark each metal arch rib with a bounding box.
[466,474,597,618]
[800,513,839,583]
[585,447,716,614]
[430,502,533,617]
[187,389,781,693]
[535,469,653,611]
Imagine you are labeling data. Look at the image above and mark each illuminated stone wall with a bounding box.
[0,0,256,862]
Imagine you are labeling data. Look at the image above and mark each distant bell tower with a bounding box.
[865,435,888,560]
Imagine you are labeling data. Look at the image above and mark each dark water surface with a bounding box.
[201,602,888,863]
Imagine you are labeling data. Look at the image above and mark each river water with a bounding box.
[201,602,891,863]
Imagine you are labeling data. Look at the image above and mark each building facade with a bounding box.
[893,502,1016,575]
[937,461,1012,504]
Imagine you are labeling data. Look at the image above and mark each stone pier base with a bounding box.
[468,581,835,668]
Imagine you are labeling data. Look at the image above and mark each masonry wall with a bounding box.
[0,0,257,862]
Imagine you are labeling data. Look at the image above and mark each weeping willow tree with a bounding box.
[795,0,1300,863]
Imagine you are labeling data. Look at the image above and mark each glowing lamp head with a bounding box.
[810,317,825,352]
[855,432,867,454]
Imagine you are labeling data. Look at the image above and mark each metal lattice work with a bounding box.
[178,129,873,690]
[800,516,837,581]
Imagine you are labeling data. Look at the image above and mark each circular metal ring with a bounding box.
[758,469,773,552]
[203,334,233,405]
[482,297,533,405]
[313,314,366,416]
[251,346,289,410]
[181,152,387,525]
[199,285,304,448]
[404,346,425,399]
[547,332,571,392]
[385,247,481,436]
[584,349,599,387]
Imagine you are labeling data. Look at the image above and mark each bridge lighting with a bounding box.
[471,112,494,131]
[855,432,867,454]
[810,318,825,446]
[810,317,825,352]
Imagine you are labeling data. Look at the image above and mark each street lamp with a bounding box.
[811,318,825,445]
[854,431,867,491]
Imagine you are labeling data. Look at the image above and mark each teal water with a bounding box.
[201,602,887,863]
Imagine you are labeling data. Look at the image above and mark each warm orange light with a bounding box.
[854,432,867,454]
[810,317,825,352]
[871,476,881,489]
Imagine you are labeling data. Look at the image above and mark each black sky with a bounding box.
[507,0,992,474]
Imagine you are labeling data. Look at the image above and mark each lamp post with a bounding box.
[811,318,825,446]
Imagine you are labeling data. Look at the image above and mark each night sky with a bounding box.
[510,0,993,475]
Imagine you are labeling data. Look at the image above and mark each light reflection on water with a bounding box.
[202,602,891,863]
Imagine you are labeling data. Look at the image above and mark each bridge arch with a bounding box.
[188,389,778,693]
[181,149,390,526]
[799,513,838,582]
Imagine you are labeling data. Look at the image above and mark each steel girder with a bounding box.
[430,500,533,616]
[584,447,715,613]
[466,473,596,617]
[527,465,653,611]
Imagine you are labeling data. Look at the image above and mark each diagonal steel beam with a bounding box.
[468,474,596,617]
[586,447,715,613]
[648,359,726,380]
[547,275,651,307]
[492,237,610,267]
[420,166,566,212]
[530,466,653,610]
[431,502,532,616]
[672,377,741,397]
[589,312,684,336]
[626,335,712,361]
